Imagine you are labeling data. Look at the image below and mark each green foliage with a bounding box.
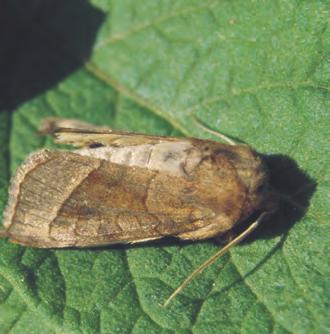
[0,1,329,333]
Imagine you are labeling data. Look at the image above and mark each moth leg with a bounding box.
[177,213,235,241]
[191,114,236,145]
[177,220,232,241]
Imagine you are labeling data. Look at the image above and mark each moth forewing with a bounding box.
[1,118,272,303]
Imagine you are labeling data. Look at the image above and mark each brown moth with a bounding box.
[1,118,274,306]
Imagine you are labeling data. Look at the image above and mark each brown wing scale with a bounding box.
[3,147,249,248]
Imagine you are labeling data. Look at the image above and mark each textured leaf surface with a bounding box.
[0,1,329,333]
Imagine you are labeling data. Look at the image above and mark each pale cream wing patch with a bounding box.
[39,117,184,148]
[53,129,183,148]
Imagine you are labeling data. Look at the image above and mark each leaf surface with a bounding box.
[0,1,329,333]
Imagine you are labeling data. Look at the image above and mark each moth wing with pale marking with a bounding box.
[40,117,183,148]
[3,119,268,248]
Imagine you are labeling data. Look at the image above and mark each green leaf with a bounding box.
[0,1,329,333]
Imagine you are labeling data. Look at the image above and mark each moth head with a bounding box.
[214,145,275,219]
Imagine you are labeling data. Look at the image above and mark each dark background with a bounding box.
[0,0,105,111]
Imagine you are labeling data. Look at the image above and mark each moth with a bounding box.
[0,118,275,306]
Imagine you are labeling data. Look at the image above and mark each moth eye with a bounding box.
[89,143,104,149]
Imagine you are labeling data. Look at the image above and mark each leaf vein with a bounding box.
[95,1,219,48]
[84,62,191,136]
[187,81,328,113]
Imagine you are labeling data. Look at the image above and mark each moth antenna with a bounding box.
[162,212,268,307]
[191,115,236,146]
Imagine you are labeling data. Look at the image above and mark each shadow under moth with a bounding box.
[0,118,275,306]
